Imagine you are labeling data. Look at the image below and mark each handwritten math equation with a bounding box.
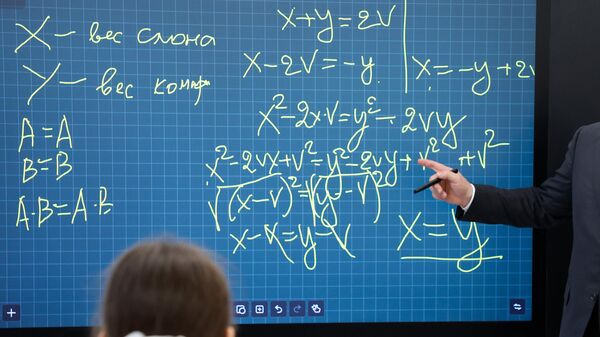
[204,137,506,272]
[8,2,534,273]
[12,13,222,229]
[15,16,213,107]
[241,5,535,94]
[13,17,116,230]
[205,3,533,273]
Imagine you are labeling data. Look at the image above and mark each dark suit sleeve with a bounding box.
[455,127,583,229]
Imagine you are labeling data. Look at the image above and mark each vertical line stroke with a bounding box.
[403,0,408,94]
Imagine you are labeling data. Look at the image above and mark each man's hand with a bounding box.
[417,159,473,209]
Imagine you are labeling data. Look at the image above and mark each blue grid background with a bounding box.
[1,0,535,328]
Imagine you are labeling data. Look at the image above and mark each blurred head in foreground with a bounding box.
[99,240,233,337]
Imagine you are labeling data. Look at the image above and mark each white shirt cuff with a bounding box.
[461,184,476,213]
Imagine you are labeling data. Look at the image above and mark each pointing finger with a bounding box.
[437,170,459,182]
[418,159,451,173]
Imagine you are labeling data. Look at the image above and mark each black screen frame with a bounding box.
[0,0,550,335]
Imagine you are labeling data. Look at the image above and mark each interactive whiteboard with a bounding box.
[0,0,535,327]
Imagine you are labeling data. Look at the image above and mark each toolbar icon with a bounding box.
[289,301,305,317]
[271,301,287,317]
[308,301,324,316]
[233,302,249,317]
[510,299,526,315]
[2,304,20,321]
[252,301,268,317]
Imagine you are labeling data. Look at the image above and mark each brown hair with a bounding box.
[101,241,231,337]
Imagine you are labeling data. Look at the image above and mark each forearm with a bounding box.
[455,184,572,229]
[455,127,580,229]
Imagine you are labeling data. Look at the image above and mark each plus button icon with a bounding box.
[2,304,20,321]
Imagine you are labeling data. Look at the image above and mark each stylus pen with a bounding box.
[413,168,459,194]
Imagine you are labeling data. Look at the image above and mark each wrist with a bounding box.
[460,184,475,210]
